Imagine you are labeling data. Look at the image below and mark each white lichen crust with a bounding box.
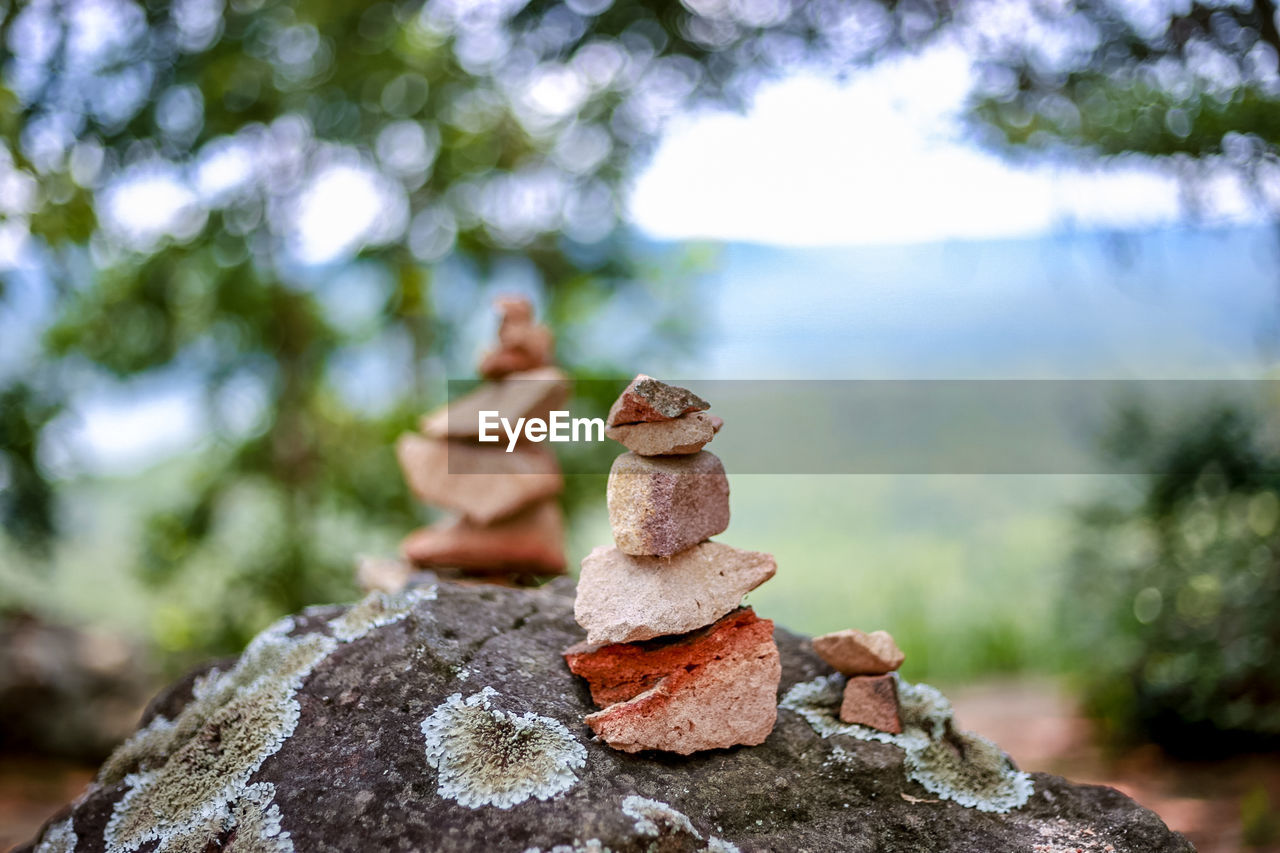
[421,687,586,809]
[781,673,1034,814]
[622,795,699,837]
[97,588,435,853]
[523,798,740,853]
[33,817,77,853]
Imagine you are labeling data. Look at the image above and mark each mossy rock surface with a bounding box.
[20,580,1193,853]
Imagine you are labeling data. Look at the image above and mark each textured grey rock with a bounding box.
[19,581,1193,853]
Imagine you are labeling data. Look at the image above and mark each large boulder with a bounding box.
[19,580,1193,853]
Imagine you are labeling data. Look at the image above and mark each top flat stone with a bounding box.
[812,628,905,676]
[606,374,709,427]
[574,542,776,645]
[478,295,555,380]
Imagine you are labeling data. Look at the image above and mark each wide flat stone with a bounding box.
[606,451,729,557]
[420,367,569,441]
[813,628,906,676]
[401,501,566,576]
[606,374,709,427]
[578,614,781,754]
[840,674,903,734]
[396,433,562,524]
[574,542,776,645]
[604,411,721,456]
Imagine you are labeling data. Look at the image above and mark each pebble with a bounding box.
[839,674,903,734]
[400,501,565,575]
[606,375,709,427]
[607,451,729,557]
[812,629,905,676]
[604,411,722,456]
[395,433,562,524]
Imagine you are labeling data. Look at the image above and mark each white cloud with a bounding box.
[628,44,1257,246]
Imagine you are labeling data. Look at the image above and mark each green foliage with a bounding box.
[0,0,949,658]
[966,0,1280,190]
[0,381,60,551]
[1066,404,1280,756]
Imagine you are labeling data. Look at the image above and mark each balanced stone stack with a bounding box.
[390,296,568,585]
[812,627,907,733]
[564,375,782,754]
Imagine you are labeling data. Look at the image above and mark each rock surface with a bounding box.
[605,411,722,456]
[575,542,777,645]
[20,581,1194,853]
[840,674,903,734]
[606,451,730,557]
[396,433,563,524]
[402,502,567,575]
[813,629,906,676]
[606,375,710,427]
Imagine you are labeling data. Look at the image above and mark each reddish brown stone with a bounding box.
[839,674,902,734]
[399,499,560,571]
[567,609,780,754]
[606,374,709,427]
[478,295,555,379]
[400,501,566,575]
[606,451,729,557]
[812,629,905,676]
[395,433,562,524]
[563,608,769,706]
[420,367,568,441]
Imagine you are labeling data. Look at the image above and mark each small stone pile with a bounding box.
[812,627,907,733]
[388,296,568,586]
[564,375,782,754]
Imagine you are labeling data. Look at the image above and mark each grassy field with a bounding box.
[3,467,1118,684]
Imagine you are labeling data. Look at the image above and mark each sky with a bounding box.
[628,43,1254,245]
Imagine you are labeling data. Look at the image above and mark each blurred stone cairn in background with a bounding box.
[359,297,569,591]
[564,375,783,753]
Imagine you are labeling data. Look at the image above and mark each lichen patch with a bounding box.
[421,687,586,809]
[781,673,1034,813]
[621,795,699,838]
[32,817,77,853]
[95,587,442,853]
[327,585,437,641]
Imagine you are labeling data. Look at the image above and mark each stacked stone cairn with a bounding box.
[812,627,907,733]
[564,375,782,754]
[378,296,569,588]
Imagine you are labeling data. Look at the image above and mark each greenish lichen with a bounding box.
[421,687,586,809]
[781,673,1034,814]
[327,585,436,641]
[98,587,437,853]
[32,817,77,853]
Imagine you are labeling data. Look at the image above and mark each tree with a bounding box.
[967,0,1280,212]
[0,0,951,657]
